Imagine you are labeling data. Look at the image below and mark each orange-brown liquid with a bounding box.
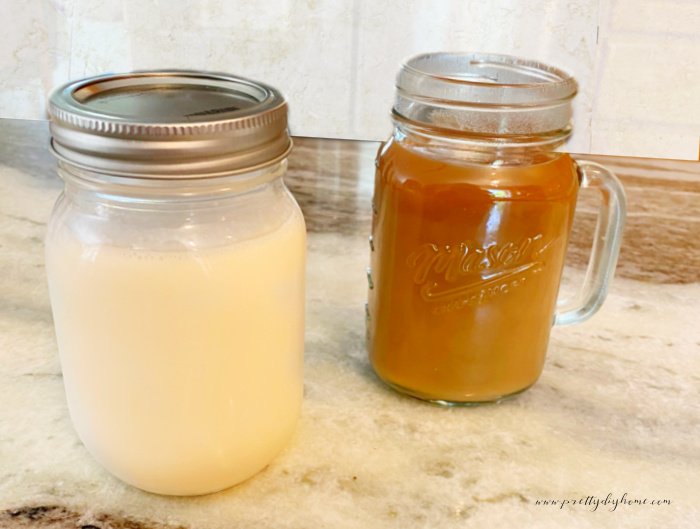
[367,138,579,403]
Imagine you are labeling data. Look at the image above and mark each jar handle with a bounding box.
[554,161,627,326]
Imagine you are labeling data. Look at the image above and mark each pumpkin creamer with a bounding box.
[368,140,578,402]
[367,53,626,404]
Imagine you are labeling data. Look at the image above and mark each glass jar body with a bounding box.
[45,162,306,495]
[367,125,580,404]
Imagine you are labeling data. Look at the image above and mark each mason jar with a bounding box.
[45,72,306,495]
[367,53,626,405]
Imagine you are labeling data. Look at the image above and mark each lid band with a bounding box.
[48,71,292,178]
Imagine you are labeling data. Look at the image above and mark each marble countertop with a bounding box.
[1,118,698,528]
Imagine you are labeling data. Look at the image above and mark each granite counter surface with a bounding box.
[0,118,699,528]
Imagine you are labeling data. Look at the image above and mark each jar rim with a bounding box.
[403,52,575,89]
[394,52,578,138]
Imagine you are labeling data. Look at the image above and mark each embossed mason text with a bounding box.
[406,234,554,304]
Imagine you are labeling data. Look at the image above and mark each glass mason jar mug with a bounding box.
[367,53,626,405]
[45,72,306,495]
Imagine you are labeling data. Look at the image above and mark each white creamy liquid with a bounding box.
[46,211,306,495]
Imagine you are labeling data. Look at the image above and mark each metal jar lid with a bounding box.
[48,70,292,178]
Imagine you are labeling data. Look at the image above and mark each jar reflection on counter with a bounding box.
[45,72,306,495]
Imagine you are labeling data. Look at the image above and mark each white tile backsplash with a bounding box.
[593,0,700,159]
[610,0,700,35]
[0,0,74,120]
[1,0,698,159]
[594,36,700,125]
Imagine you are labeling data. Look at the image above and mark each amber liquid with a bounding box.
[367,138,579,403]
